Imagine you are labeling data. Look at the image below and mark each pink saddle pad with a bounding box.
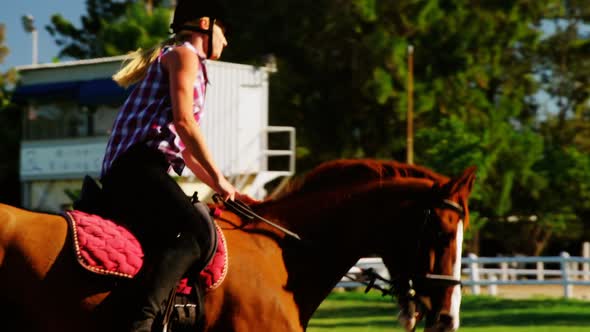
[64,210,228,291]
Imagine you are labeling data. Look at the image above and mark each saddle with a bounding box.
[71,176,227,332]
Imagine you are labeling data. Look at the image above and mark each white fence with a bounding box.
[463,252,590,298]
[339,252,590,299]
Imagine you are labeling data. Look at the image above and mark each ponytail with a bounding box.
[112,37,176,88]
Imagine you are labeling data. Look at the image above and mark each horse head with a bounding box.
[373,166,476,332]
[254,160,476,331]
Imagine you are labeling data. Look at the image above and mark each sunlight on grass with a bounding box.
[308,291,590,332]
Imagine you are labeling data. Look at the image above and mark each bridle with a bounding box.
[344,199,464,318]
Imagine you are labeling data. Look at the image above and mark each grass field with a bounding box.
[308,290,590,332]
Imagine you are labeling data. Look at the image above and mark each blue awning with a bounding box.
[78,79,130,105]
[13,79,131,106]
[13,81,81,101]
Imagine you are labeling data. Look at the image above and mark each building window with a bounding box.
[24,102,89,140]
[93,106,118,136]
[23,102,119,140]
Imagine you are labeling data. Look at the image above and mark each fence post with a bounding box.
[561,252,573,299]
[536,262,544,281]
[468,253,480,295]
[570,261,579,281]
[583,242,589,281]
[500,262,508,281]
[488,274,498,296]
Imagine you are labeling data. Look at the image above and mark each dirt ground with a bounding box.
[462,284,590,300]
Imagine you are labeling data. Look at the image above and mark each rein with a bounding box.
[212,194,302,241]
[344,268,461,301]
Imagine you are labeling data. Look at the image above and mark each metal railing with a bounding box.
[231,126,296,198]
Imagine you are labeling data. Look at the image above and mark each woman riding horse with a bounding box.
[99,1,252,331]
[0,159,476,332]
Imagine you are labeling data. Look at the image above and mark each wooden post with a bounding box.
[146,0,153,15]
[406,45,414,165]
[500,262,508,281]
[571,261,579,281]
[468,253,480,295]
[537,262,544,281]
[561,252,572,299]
[583,242,589,281]
[488,274,498,296]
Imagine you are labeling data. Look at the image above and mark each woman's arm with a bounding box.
[182,149,218,190]
[162,46,236,200]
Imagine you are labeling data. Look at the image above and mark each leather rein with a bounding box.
[211,193,302,240]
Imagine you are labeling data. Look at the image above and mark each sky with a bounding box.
[0,0,86,71]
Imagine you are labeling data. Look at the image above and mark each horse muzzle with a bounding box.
[398,310,417,331]
[399,309,458,332]
[424,313,458,332]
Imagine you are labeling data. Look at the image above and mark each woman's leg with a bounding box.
[101,144,213,332]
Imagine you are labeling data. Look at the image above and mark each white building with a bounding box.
[15,56,295,212]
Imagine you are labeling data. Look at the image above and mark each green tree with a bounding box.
[46,0,169,59]
[225,3,539,221]
[222,0,590,255]
[537,1,590,153]
[518,0,590,254]
[46,0,131,58]
[101,2,172,57]
[42,0,590,255]
[224,1,553,161]
[0,24,16,106]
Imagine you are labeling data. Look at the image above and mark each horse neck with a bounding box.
[255,178,434,324]
[257,178,435,242]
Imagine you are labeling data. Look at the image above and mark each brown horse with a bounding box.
[0,159,476,332]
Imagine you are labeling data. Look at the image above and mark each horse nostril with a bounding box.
[438,313,455,329]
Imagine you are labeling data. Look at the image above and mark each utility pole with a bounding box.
[21,15,38,65]
[406,45,414,165]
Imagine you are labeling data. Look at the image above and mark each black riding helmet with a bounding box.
[170,0,228,59]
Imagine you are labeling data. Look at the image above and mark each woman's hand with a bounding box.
[214,178,261,204]
[214,177,237,201]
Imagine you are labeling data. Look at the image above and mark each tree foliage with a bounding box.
[46,0,170,59]
[42,0,590,255]
[221,0,589,255]
[101,2,172,56]
[0,24,16,106]
[47,0,131,59]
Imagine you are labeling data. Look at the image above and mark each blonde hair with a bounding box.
[112,37,175,88]
[113,19,207,88]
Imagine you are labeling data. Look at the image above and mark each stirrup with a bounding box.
[161,288,177,332]
[160,281,204,332]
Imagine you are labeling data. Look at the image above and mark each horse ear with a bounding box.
[442,166,477,196]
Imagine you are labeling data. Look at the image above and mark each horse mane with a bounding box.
[270,159,449,200]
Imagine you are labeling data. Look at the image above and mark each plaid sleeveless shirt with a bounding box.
[101,42,208,177]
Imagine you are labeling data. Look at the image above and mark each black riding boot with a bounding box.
[129,232,201,332]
